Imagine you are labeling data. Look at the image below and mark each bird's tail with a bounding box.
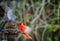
[23,33,32,39]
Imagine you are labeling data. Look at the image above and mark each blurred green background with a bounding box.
[0,0,60,41]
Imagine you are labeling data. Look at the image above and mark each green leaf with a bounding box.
[47,37,52,41]
[54,36,58,41]
[35,1,40,6]
[26,3,29,7]
[18,36,24,41]
[28,24,32,27]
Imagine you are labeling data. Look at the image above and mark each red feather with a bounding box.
[19,23,32,39]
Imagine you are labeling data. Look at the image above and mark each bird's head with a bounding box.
[19,21,23,25]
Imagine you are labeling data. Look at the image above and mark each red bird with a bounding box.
[19,22,32,39]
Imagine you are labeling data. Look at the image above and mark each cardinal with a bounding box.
[19,22,32,39]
